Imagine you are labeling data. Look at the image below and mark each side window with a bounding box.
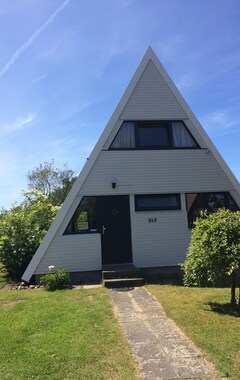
[186,192,239,228]
[135,194,181,211]
[64,197,97,234]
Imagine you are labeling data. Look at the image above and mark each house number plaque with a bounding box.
[148,217,157,223]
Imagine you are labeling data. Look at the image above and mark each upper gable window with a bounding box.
[138,125,169,148]
[110,121,198,150]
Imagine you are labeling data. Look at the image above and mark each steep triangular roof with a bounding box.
[22,46,240,282]
[120,58,187,119]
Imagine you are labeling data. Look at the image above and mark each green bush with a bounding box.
[0,191,59,280]
[181,209,240,304]
[41,268,70,291]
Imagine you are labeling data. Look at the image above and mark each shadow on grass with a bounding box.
[208,302,240,318]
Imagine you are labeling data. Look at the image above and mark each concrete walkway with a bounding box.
[110,287,218,380]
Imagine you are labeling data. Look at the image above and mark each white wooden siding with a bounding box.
[81,150,233,195]
[120,60,187,120]
[34,234,101,275]
[130,207,191,267]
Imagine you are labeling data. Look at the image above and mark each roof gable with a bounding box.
[120,59,187,120]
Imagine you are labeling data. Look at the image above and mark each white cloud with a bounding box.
[0,0,71,79]
[0,114,35,137]
[32,74,46,83]
[200,111,237,136]
[47,137,79,149]
[175,72,198,91]
[156,35,185,61]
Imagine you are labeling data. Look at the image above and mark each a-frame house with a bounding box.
[22,47,240,283]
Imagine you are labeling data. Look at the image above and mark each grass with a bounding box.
[147,284,240,379]
[0,287,138,380]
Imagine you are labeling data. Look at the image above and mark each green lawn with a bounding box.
[0,288,138,380]
[147,284,240,379]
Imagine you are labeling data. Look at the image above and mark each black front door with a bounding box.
[96,196,132,265]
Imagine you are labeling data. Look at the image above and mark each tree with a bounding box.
[0,208,7,220]
[0,191,60,281]
[182,209,240,305]
[27,159,76,205]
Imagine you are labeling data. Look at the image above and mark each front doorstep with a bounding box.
[102,264,144,288]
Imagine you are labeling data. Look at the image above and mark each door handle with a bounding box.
[102,225,107,235]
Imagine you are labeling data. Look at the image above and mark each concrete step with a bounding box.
[102,269,142,280]
[104,277,144,288]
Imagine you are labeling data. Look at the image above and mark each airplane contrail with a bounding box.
[0,0,71,79]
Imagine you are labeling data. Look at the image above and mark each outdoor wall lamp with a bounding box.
[111,178,117,189]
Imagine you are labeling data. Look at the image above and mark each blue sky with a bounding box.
[0,0,240,209]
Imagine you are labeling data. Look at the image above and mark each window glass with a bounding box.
[64,197,97,234]
[227,193,239,211]
[186,192,239,228]
[135,194,181,211]
[207,193,225,211]
[76,211,88,230]
[110,122,135,149]
[138,126,169,147]
[172,122,197,148]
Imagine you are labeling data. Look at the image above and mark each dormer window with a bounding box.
[110,121,199,150]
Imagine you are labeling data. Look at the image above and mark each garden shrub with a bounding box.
[182,209,240,304]
[41,267,70,291]
[0,191,59,280]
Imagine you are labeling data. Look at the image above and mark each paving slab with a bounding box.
[110,287,219,380]
[82,284,102,289]
[72,284,102,290]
